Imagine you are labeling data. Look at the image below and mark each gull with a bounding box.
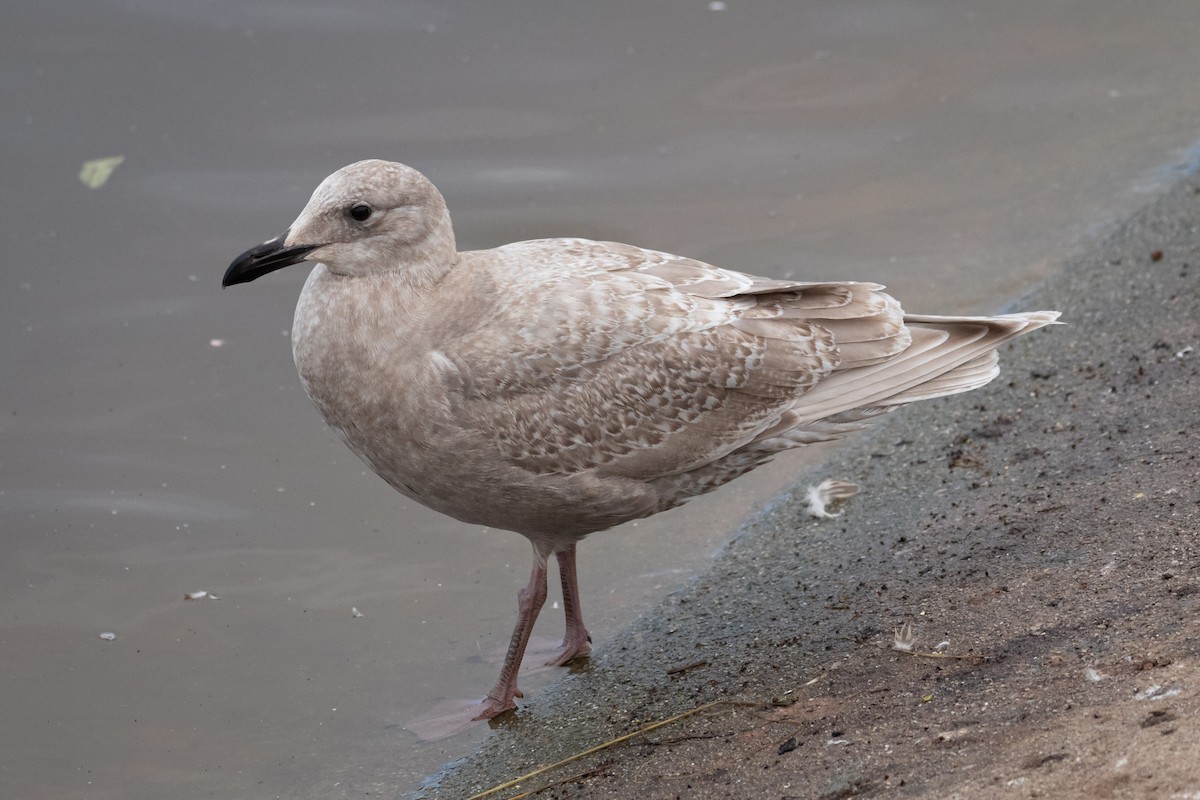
[224,159,1058,731]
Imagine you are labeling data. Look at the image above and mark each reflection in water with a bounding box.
[4,1,1200,798]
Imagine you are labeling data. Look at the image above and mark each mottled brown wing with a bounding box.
[447,239,910,480]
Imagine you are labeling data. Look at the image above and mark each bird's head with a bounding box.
[223,159,457,288]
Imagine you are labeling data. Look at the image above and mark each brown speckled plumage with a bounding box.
[225,160,1059,730]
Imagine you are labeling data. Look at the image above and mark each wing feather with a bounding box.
[444,239,1057,492]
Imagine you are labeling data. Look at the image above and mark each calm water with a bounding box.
[4,2,1200,797]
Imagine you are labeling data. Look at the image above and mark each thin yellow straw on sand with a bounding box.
[467,699,766,800]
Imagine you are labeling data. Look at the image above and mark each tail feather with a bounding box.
[881,350,999,404]
[785,311,1060,425]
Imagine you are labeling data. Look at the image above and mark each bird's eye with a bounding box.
[349,203,372,222]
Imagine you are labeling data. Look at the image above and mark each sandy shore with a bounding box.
[418,174,1200,800]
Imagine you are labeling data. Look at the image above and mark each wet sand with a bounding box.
[421,173,1200,798]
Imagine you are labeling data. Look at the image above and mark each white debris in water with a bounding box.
[708,1,727,10]
[805,479,859,518]
[210,339,225,348]
[184,590,220,600]
[99,632,117,641]
[351,607,365,618]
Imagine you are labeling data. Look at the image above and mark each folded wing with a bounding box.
[448,239,1057,502]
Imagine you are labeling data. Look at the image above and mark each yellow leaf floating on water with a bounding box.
[79,155,125,189]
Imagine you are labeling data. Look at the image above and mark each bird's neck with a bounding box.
[392,212,459,292]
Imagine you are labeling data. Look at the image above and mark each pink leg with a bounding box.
[545,543,592,667]
[473,543,551,720]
